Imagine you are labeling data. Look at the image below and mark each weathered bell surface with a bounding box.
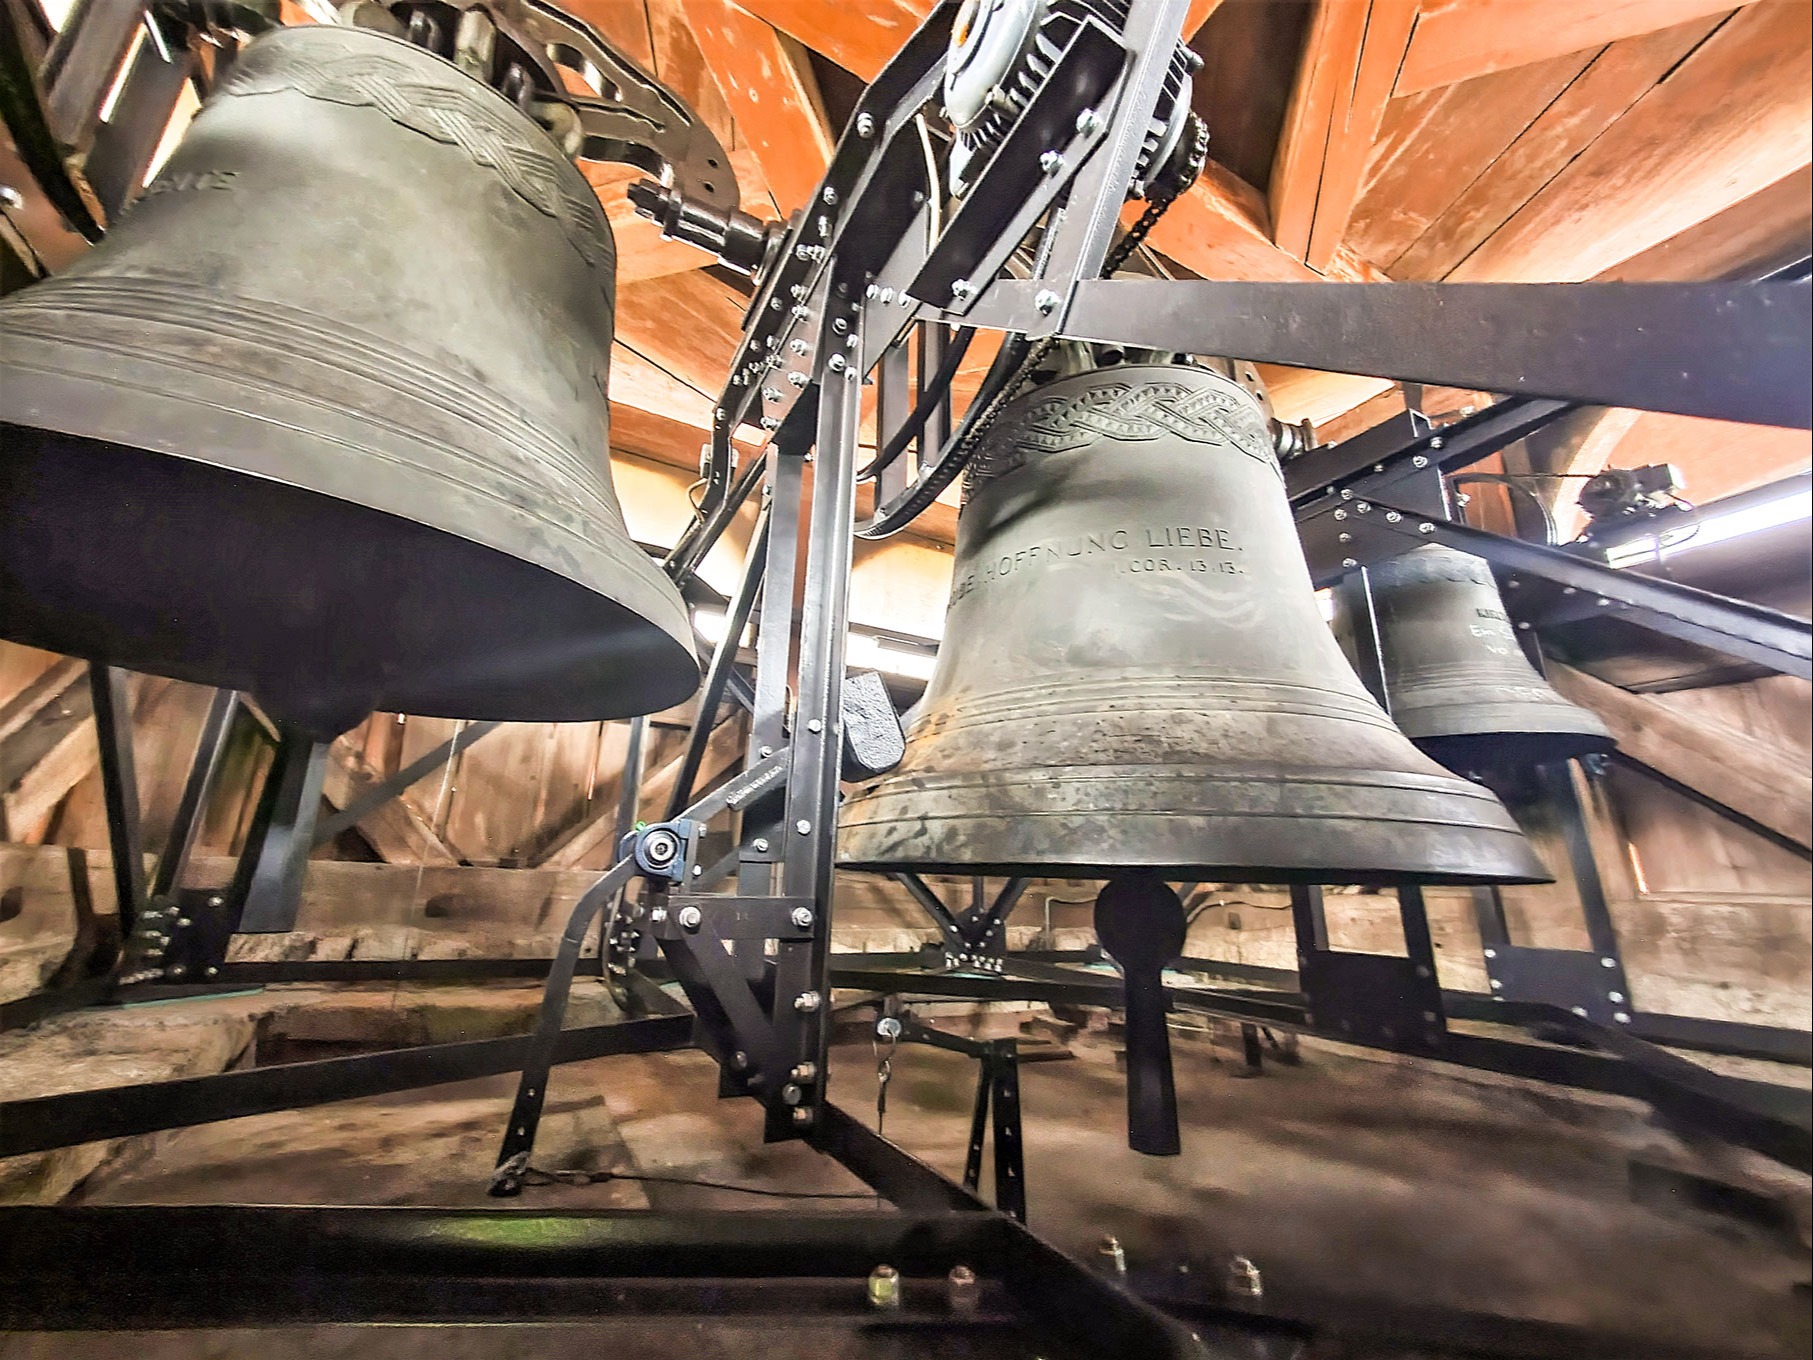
[838,361,1545,885]
[0,23,697,735]
[1358,545,1613,772]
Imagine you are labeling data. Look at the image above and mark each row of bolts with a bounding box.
[860,1245,1264,1310]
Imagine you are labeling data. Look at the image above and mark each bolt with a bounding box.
[1039,150,1066,175]
[791,1062,819,1082]
[1340,488,1354,501]
[868,1265,901,1308]
[1332,508,1348,521]
[807,719,823,733]
[791,906,815,929]
[1075,107,1102,135]
[676,905,703,931]
[1355,502,1372,514]
[947,1264,980,1314]
[781,1083,803,1105]
[795,819,812,835]
[1385,511,1402,523]
[1035,289,1061,314]
[865,284,879,299]
[1412,455,1430,468]
[1614,1011,1631,1024]
[692,865,703,877]
[1228,1256,1264,1299]
[950,278,976,302]
[169,966,187,979]
[1517,621,1532,631]
[823,187,838,206]
[0,185,22,210]
[761,416,780,430]
[791,1106,815,1126]
[1490,979,1503,991]
[827,354,847,374]
[832,317,849,334]
[1484,948,1498,959]
[1098,1236,1127,1275]
[752,838,771,854]
[1601,957,1617,969]
[1342,557,1357,569]
[876,1016,902,1040]
[878,288,894,303]
[176,917,192,928]
[1608,991,1625,1003]
[794,990,821,1013]
[856,111,876,138]
[759,745,774,758]
[1429,436,1445,450]
[732,1050,749,1069]
[789,338,809,355]
[1596,597,1612,608]
[1418,521,1436,534]
[763,387,782,403]
[208,895,224,908]
[205,966,219,978]
[1338,532,1352,543]
[788,371,807,388]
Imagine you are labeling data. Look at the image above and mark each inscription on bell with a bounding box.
[950,522,1243,603]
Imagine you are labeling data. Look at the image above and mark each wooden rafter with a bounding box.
[1447,2,1812,283]
[1139,160,1386,282]
[1268,0,1419,269]
[1393,0,1756,97]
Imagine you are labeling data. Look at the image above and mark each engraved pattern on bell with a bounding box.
[840,363,1546,885]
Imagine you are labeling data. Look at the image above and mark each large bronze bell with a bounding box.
[838,360,1545,884]
[1355,545,1613,772]
[0,23,697,736]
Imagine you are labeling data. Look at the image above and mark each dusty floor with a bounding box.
[1,981,1808,1358]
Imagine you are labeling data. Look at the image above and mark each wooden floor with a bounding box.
[2,985,1807,1358]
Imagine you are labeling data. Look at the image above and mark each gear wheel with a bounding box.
[944,0,1200,196]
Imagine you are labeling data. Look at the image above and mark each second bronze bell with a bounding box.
[838,358,1545,885]
[0,23,699,737]
[1343,546,1613,774]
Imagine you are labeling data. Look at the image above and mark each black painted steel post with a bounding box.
[770,290,863,1140]
[147,688,238,906]
[234,727,329,934]
[88,664,145,943]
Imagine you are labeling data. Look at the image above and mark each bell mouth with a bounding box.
[1,424,700,726]
[1409,729,1617,776]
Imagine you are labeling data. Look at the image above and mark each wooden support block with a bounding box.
[1550,663,1813,853]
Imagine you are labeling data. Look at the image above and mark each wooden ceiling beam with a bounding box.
[1448,2,1811,282]
[1140,159,1386,281]
[733,0,933,80]
[737,0,1223,81]
[681,0,835,214]
[1392,13,1725,280]
[1268,1,1418,269]
[1394,0,1756,97]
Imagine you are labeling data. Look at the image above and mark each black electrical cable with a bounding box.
[856,324,977,482]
